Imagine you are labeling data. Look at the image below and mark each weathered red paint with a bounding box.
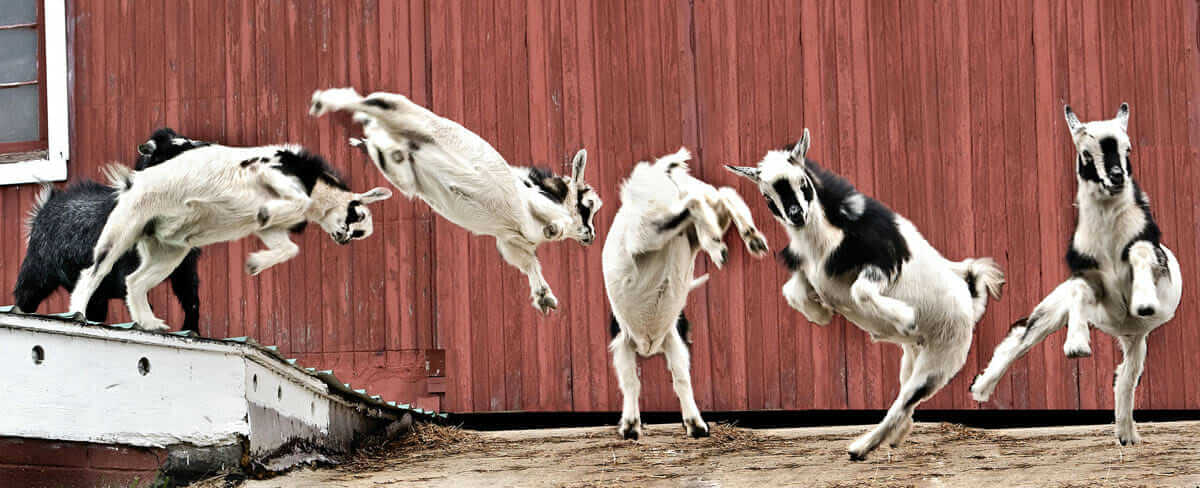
[1,0,1197,413]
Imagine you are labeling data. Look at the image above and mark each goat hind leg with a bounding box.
[610,332,643,440]
[971,280,1076,401]
[663,329,708,438]
[125,241,191,332]
[849,342,964,460]
[1114,334,1148,445]
[849,266,916,336]
[883,345,921,448]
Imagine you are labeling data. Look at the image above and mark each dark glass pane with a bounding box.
[0,84,39,142]
[0,0,37,25]
[0,29,38,84]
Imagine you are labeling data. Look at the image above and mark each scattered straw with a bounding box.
[341,422,485,472]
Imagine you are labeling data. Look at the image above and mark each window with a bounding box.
[0,0,68,185]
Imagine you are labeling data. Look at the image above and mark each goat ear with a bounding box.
[1115,102,1129,130]
[790,128,810,164]
[358,187,393,204]
[725,165,760,182]
[1064,105,1084,134]
[570,149,588,185]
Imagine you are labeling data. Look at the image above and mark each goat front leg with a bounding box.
[125,241,192,332]
[496,239,557,314]
[255,169,312,228]
[310,88,429,135]
[715,187,768,257]
[678,193,729,268]
[1114,334,1148,445]
[783,271,833,325]
[610,331,643,440]
[1127,241,1162,318]
[663,328,708,438]
[1063,278,1098,358]
[245,228,300,276]
[849,266,916,337]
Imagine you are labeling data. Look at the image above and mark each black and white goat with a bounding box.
[728,129,1005,460]
[971,104,1181,445]
[603,148,769,439]
[68,143,392,332]
[309,88,601,314]
[13,128,208,332]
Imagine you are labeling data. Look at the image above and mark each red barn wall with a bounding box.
[1,0,1197,414]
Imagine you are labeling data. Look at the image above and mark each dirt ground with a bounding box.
[235,421,1200,488]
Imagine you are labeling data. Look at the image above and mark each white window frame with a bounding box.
[0,0,69,186]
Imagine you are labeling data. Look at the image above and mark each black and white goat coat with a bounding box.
[310,88,601,314]
[603,148,769,439]
[68,142,391,332]
[729,129,1004,460]
[13,128,207,332]
[971,104,1181,446]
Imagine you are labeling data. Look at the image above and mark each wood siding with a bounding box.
[0,0,1196,413]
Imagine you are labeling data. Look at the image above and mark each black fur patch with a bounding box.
[610,314,620,338]
[1098,137,1124,182]
[804,160,911,279]
[677,313,691,345]
[964,270,978,299]
[779,247,803,271]
[274,149,349,194]
[763,194,782,218]
[289,221,308,234]
[1066,245,1100,275]
[136,127,210,170]
[363,98,395,110]
[373,146,387,170]
[398,130,436,147]
[656,209,691,232]
[904,375,940,408]
[771,179,803,226]
[1077,154,1101,183]
[345,200,364,225]
[576,188,594,229]
[527,167,569,204]
[142,217,158,237]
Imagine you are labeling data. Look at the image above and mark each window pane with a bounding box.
[0,84,39,142]
[0,29,38,84]
[0,0,37,25]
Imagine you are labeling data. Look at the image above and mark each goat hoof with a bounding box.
[848,450,868,462]
[134,319,170,333]
[1118,431,1142,446]
[533,289,558,314]
[543,223,561,240]
[67,311,87,322]
[745,231,768,256]
[618,418,642,440]
[1064,343,1092,359]
[684,418,709,438]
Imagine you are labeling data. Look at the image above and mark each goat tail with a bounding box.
[952,257,1005,322]
[24,183,55,238]
[656,147,692,175]
[102,163,135,193]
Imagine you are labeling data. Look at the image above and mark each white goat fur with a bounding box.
[310,88,602,314]
[728,129,1005,460]
[971,104,1182,446]
[68,144,391,331]
[603,148,768,439]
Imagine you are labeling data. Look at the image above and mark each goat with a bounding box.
[13,128,208,332]
[728,129,1005,460]
[603,148,769,439]
[67,143,392,332]
[971,104,1181,445]
[310,88,601,314]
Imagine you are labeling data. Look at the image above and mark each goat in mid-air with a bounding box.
[310,88,601,314]
[604,148,769,439]
[68,143,391,332]
[728,129,1005,460]
[13,128,208,332]
[971,104,1181,446]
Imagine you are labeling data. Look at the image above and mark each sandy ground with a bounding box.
[236,421,1200,488]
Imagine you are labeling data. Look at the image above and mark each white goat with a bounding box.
[603,148,769,439]
[309,88,601,314]
[728,129,1005,460]
[68,144,392,332]
[971,104,1181,445]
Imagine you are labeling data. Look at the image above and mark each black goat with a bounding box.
[12,128,208,333]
